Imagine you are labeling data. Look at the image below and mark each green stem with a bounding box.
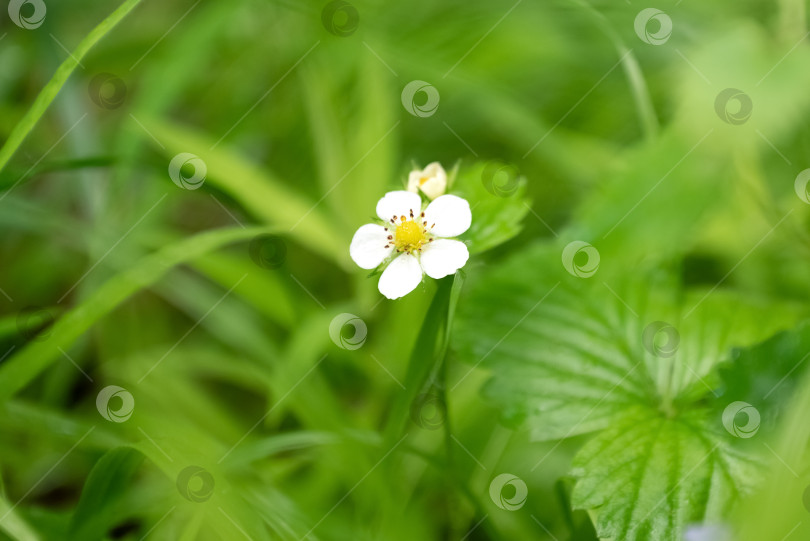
[0,0,143,174]
[382,272,464,446]
[659,357,677,417]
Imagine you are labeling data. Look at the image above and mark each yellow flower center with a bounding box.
[395,219,427,253]
[419,176,430,186]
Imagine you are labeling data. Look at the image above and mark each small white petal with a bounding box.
[423,162,444,176]
[378,254,423,299]
[376,191,423,222]
[419,239,469,279]
[350,224,393,269]
[423,162,446,185]
[424,194,471,237]
[406,171,422,193]
[418,177,445,200]
[407,163,447,200]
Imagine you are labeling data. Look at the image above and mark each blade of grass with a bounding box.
[299,64,346,214]
[0,0,144,174]
[298,55,396,229]
[140,117,349,268]
[0,226,272,401]
[67,447,145,541]
[191,251,297,329]
[112,1,235,188]
[0,157,115,190]
[569,0,658,139]
[0,494,40,541]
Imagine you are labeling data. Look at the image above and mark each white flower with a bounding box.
[350,190,471,300]
[407,162,447,200]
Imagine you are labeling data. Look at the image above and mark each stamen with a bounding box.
[400,215,406,222]
[392,217,429,255]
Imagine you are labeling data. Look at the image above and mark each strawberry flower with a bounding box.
[350,190,471,299]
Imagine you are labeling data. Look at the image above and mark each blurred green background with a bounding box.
[2,0,810,539]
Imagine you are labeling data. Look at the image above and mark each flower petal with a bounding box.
[419,239,469,279]
[378,253,422,299]
[407,163,447,199]
[350,224,393,269]
[376,191,423,222]
[424,194,471,237]
[422,162,445,178]
[418,177,446,200]
[406,171,422,193]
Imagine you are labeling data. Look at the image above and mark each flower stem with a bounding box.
[382,273,464,446]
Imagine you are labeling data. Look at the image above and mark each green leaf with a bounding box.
[0,0,144,174]
[732,351,810,541]
[455,243,803,437]
[570,408,757,541]
[0,226,273,402]
[452,162,530,254]
[453,242,806,540]
[67,447,144,541]
[716,320,810,431]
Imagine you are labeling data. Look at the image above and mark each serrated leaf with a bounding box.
[455,243,802,437]
[570,407,758,541]
[451,162,530,254]
[453,242,805,540]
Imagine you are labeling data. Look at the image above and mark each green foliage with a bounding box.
[0,0,144,174]
[717,321,810,422]
[570,408,755,541]
[454,243,808,540]
[142,118,349,267]
[453,162,530,254]
[2,0,810,540]
[67,447,144,540]
[0,226,273,401]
